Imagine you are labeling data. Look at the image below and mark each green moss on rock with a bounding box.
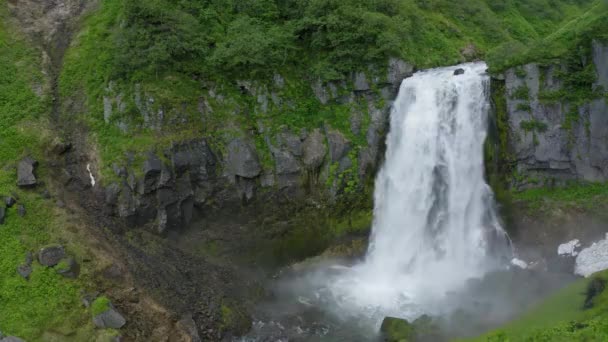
[220,303,251,336]
[380,317,414,342]
[91,296,111,316]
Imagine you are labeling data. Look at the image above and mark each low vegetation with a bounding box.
[466,270,608,341]
[0,2,101,340]
[512,182,608,213]
[58,0,599,182]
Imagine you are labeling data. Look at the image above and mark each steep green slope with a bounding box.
[488,0,608,71]
[0,3,111,341]
[59,0,596,182]
[464,270,608,341]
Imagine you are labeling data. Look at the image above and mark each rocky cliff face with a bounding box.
[101,60,413,233]
[500,40,608,189]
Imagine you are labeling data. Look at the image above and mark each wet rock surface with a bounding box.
[501,42,608,187]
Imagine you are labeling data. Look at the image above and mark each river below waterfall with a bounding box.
[239,63,576,341]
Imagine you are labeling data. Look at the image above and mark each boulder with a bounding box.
[302,130,326,170]
[93,306,127,329]
[38,245,66,267]
[17,157,38,188]
[56,257,80,278]
[1,337,25,342]
[17,264,32,280]
[17,204,26,217]
[5,196,16,208]
[584,277,606,309]
[226,138,262,179]
[454,68,465,76]
[380,315,441,342]
[17,252,33,280]
[380,317,414,341]
[92,297,127,329]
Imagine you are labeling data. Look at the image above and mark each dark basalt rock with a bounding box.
[17,252,33,280]
[38,245,66,267]
[226,138,262,179]
[584,277,606,309]
[17,264,32,280]
[4,196,16,208]
[454,68,465,76]
[16,204,26,217]
[143,153,162,194]
[93,304,127,329]
[17,157,38,188]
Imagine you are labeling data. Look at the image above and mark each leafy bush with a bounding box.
[209,16,294,74]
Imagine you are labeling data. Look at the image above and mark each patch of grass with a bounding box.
[0,2,98,340]
[511,85,531,100]
[487,0,608,72]
[512,181,608,213]
[515,102,532,112]
[520,120,548,133]
[91,296,111,316]
[465,270,608,341]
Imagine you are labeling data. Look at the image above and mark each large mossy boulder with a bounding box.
[380,317,414,341]
[380,315,443,342]
[91,296,126,329]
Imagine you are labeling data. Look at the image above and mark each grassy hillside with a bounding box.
[58,0,598,183]
[464,270,608,341]
[488,0,608,71]
[0,3,113,340]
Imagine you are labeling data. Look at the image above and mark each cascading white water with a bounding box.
[366,62,507,282]
[241,63,513,341]
[323,62,510,322]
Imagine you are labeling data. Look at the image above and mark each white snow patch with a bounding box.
[575,234,608,277]
[86,163,96,187]
[558,239,581,256]
[511,258,528,269]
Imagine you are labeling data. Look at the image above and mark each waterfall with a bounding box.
[242,63,514,341]
[326,62,511,321]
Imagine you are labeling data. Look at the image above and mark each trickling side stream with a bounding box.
[242,63,516,341]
